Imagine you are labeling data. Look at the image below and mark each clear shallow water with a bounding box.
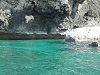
[0,40,100,75]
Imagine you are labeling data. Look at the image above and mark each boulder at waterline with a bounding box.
[89,42,98,47]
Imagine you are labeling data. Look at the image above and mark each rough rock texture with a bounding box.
[0,0,100,34]
[64,26,100,42]
[89,42,98,47]
[0,9,11,31]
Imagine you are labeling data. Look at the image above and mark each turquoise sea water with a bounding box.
[0,40,100,75]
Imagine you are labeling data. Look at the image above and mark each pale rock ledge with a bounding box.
[61,26,100,43]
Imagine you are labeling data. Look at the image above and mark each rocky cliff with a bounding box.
[0,0,100,34]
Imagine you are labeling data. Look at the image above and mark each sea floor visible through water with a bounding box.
[0,40,100,75]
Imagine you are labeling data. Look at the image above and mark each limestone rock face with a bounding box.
[0,0,100,34]
[0,9,11,31]
[64,26,100,43]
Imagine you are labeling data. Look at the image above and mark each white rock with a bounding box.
[0,9,11,29]
[25,15,34,23]
[64,26,100,42]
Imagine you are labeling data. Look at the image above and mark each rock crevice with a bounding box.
[0,0,100,34]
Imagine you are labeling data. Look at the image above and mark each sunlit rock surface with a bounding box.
[64,26,100,43]
[0,0,100,34]
[61,18,100,43]
[25,15,34,23]
[0,9,11,30]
